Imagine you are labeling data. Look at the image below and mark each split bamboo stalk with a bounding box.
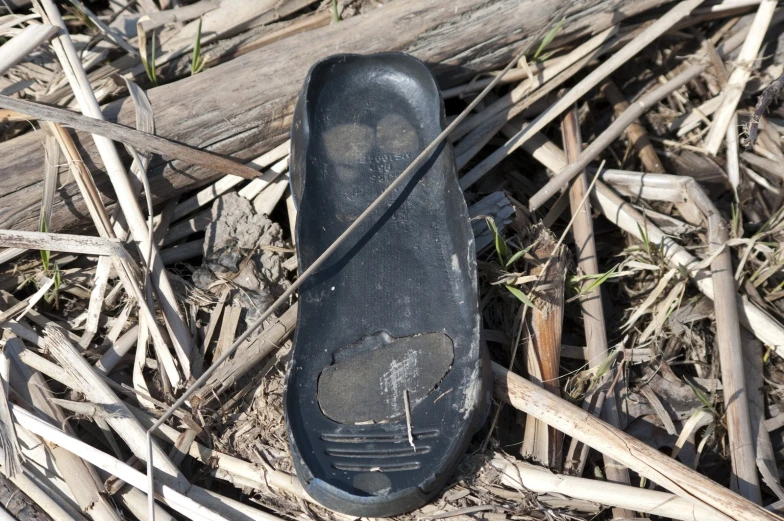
[528,63,706,211]
[704,0,778,155]
[492,363,779,521]
[112,485,177,521]
[0,24,58,75]
[520,226,566,470]
[0,230,132,260]
[4,422,78,512]
[599,170,761,502]
[33,0,193,374]
[25,396,284,521]
[561,107,633,518]
[238,157,289,200]
[491,455,731,521]
[43,326,190,494]
[459,0,705,191]
[601,80,665,173]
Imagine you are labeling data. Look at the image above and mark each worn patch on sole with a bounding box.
[317,332,454,424]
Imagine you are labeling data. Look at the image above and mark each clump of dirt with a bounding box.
[193,192,291,322]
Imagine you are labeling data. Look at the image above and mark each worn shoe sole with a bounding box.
[284,52,490,517]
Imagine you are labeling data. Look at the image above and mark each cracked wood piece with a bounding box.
[0,0,673,233]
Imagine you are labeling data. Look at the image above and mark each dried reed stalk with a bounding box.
[453,26,618,141]
[5,338,124,521]
[0,24,58,75]
[460,0,705,190]
[513,125,784,357]
[743,329,784,500]
[599,170,761,502]
[9,405,229,521]
[172,142,290,221]
[704,0,778,154]
[44,122,182,387]
[492,363,779,521]
[528,63,706,210]
[43,326,190,493]
[561,107,633,518]
[492,455,731,521]
[34,0,193,374]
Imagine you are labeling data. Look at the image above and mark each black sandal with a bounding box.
[284,52,490,517]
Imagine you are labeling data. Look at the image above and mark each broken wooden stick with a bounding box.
[520,226,566,470]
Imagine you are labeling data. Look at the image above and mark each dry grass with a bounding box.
[1,0,784,520]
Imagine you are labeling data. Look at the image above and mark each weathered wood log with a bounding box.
[0,0,670,233]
